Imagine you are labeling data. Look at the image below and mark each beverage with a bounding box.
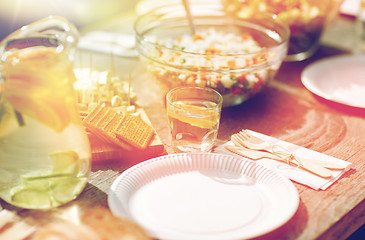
[166,87,223,152]
[167,99,220,152]
[0,45,90,209]
[0,116,90,209]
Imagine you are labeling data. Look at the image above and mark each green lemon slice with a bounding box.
[21,150,81,182]
[50,150,80,175]
[52,177,87,204]
[9,175,87,209]
[11,187,52,209]
[10,176,53,209]
[8,150,86,209]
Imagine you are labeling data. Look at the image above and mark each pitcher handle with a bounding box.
[0,16,79,60]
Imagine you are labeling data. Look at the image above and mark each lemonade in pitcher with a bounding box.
[0,17,91,209]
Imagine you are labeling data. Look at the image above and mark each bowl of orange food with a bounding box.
[222,0,343,61]
[134,3,289,107]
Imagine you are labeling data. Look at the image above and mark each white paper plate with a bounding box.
[301,54,365,108]
[108,153,299,240]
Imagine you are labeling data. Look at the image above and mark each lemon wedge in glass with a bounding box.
[168,101,219,129]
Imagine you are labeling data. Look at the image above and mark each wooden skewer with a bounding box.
[127,72,131,107]
[110,50,115,76]
[182,0,196,35]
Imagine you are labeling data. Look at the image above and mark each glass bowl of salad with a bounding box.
[134,3,289,107]
[222,0,343,61]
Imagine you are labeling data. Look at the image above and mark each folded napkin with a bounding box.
[215,130,352,190]
[78,31,137,57]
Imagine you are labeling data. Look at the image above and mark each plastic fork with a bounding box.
[232,130,347,170]
[225,145,334,178]
[231,130,289,158]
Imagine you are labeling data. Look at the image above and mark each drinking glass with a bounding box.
[166,87,223,152]
[0,16,91,209]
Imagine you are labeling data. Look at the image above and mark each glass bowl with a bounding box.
[222,0,343,62]
[134,3,289,107]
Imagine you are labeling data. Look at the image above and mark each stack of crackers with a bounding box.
[82,104,163,162]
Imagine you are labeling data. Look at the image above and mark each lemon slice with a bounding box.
[49,150,80,175]
[173,101,218,109]
[11,187,52,209]
[21,150,80,181]
[10,175,87,209]
[168,103,219,129]
[52,177,87,204]
[3,48,76,133]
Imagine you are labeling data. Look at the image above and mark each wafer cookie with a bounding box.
[114,113,156,150]
[83,104,125,149]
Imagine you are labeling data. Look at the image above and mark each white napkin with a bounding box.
[215,130,352,190]
[78,31,138,57]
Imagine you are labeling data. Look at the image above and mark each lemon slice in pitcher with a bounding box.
[52,177,88,204]
[50,150,80,175]
[10,175,87,209]
[21,150,81,181]
[10,179,53,209]
[11,187,52,209]
[2,48,76,133]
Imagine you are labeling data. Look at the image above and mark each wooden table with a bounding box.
[1,13,364,240]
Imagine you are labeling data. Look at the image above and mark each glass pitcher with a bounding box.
[0,16,91,209]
